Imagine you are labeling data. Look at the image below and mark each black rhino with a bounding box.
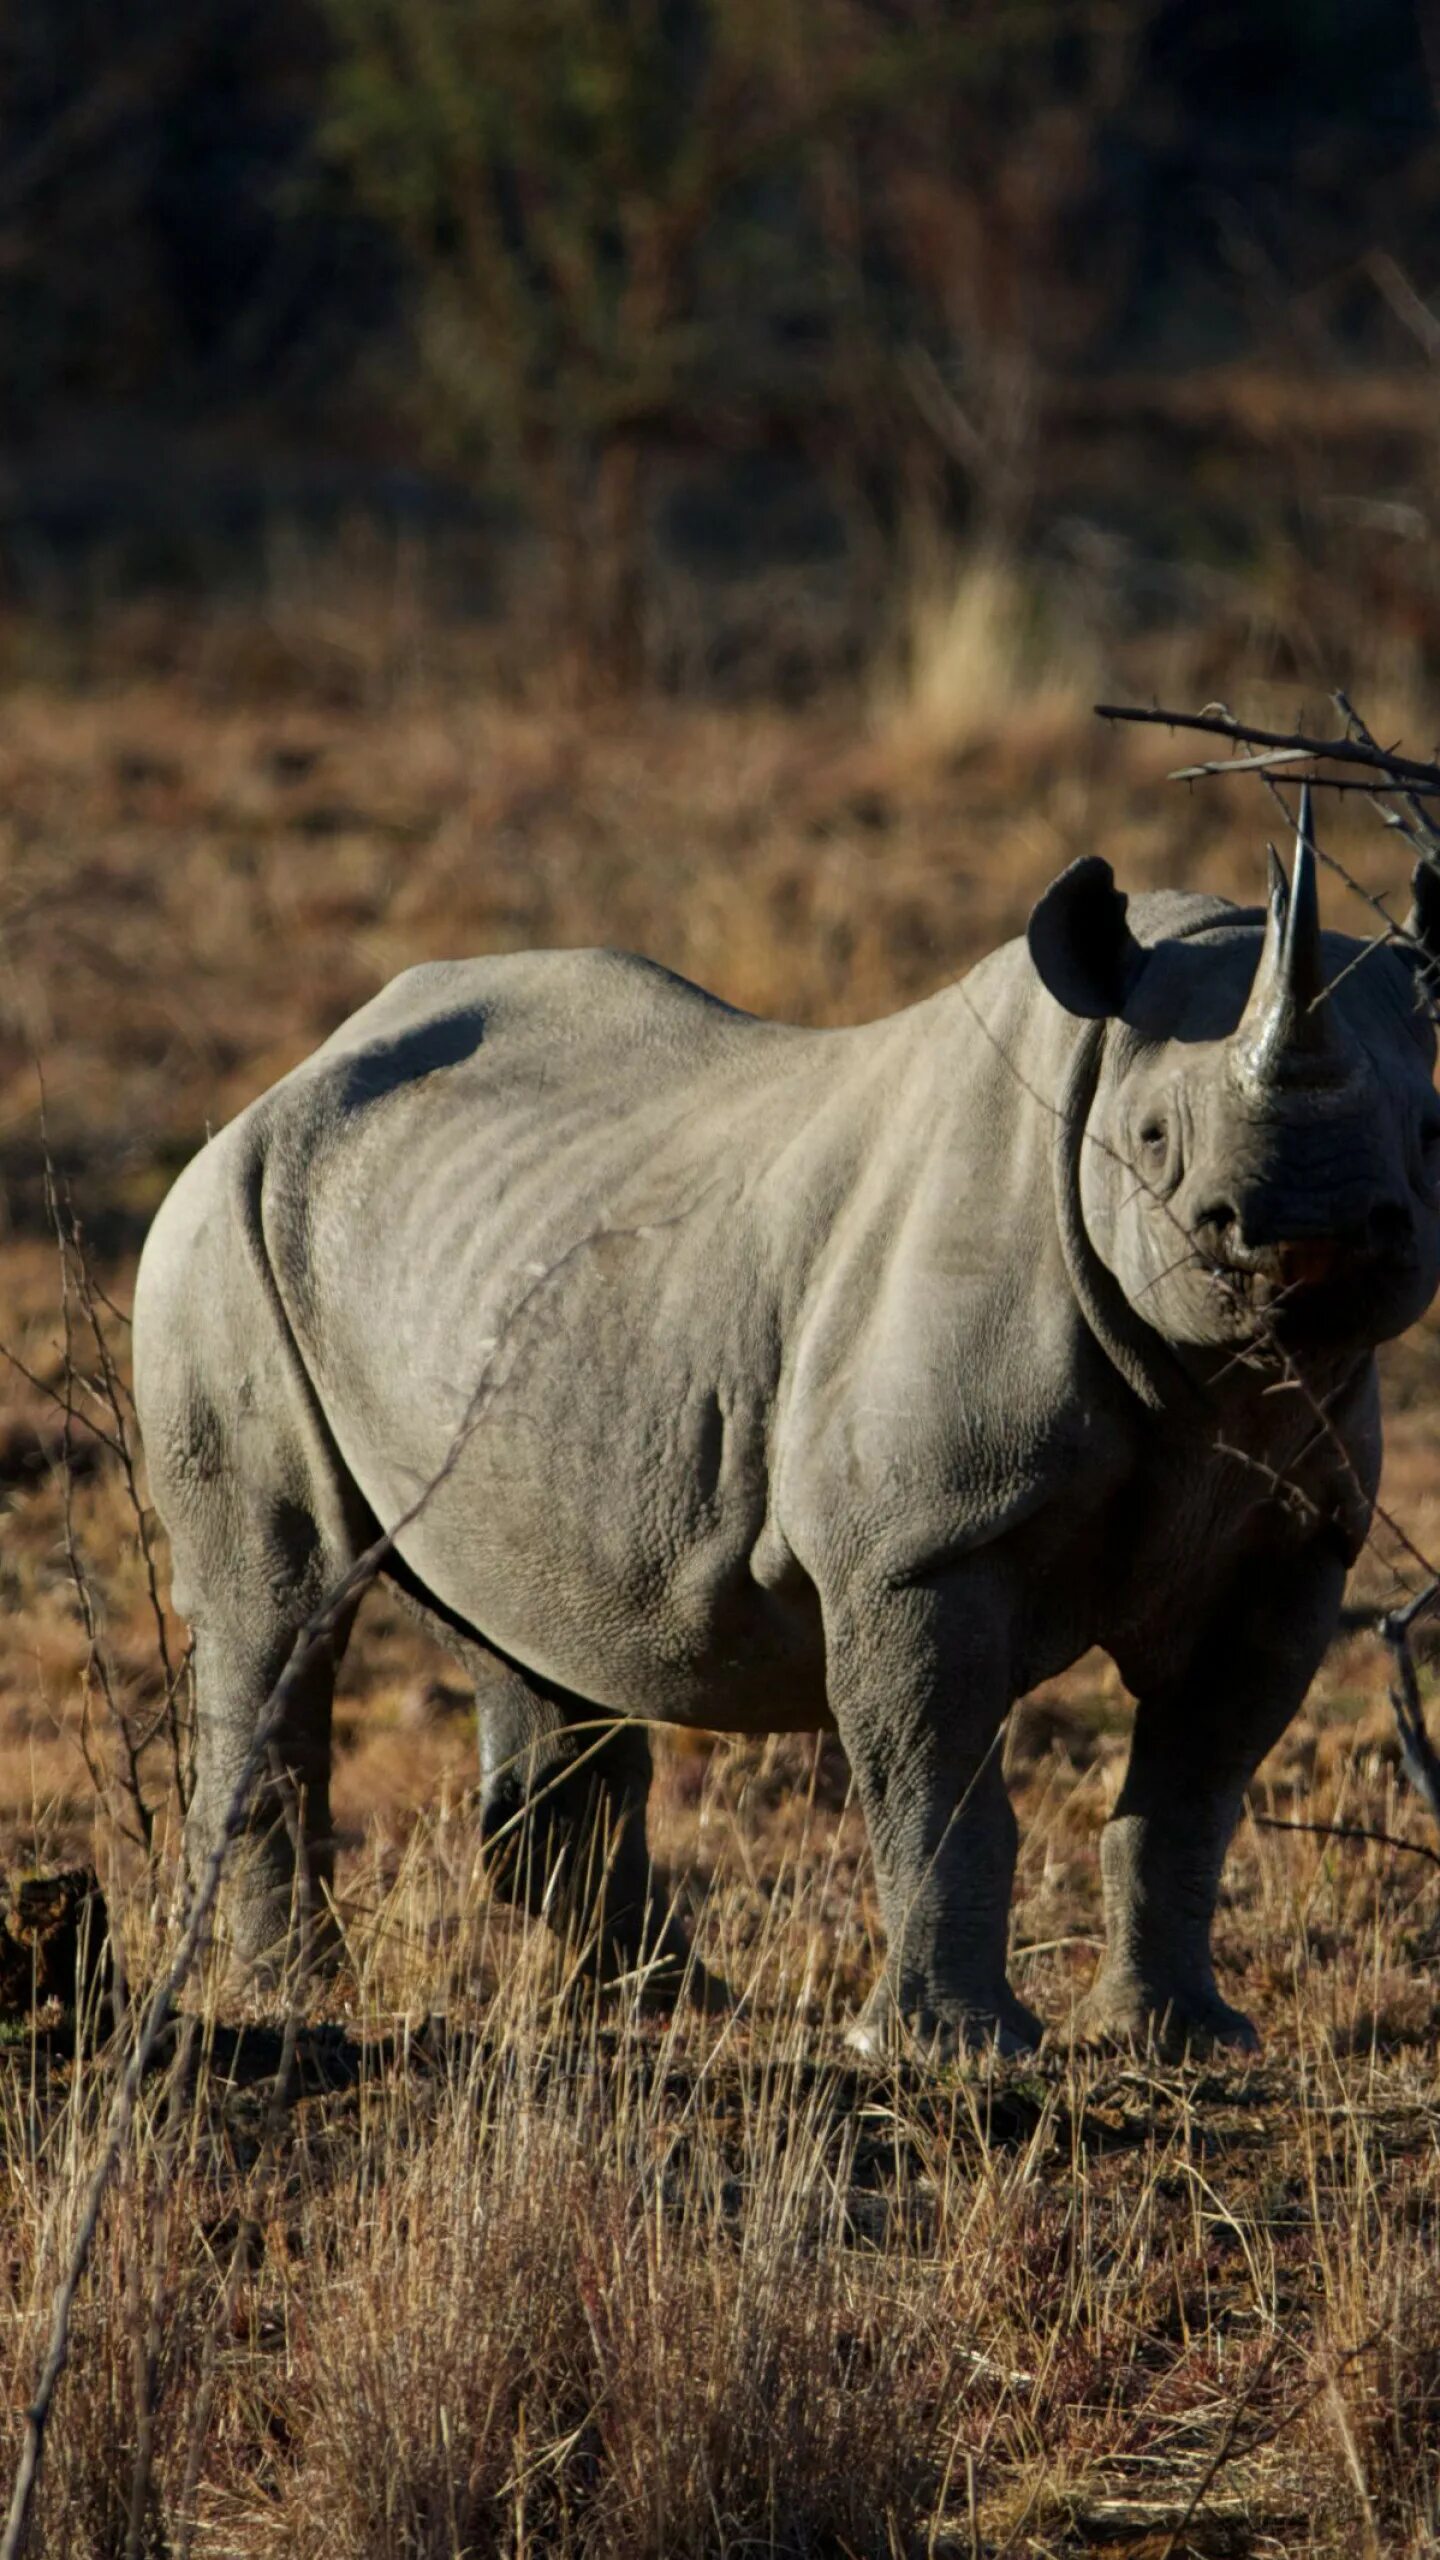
[134,801,1440,2052]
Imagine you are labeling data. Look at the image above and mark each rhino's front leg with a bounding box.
[825,1572,1040,2058]
[1083,1540,1347,2054]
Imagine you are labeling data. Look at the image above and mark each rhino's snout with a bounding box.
[1194,1191,1417,1293]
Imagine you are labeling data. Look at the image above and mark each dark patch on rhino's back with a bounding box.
[315,946,764,1124]
[334,1006,489,1113]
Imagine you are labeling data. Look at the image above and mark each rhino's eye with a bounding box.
[1137,1117,1169,1165]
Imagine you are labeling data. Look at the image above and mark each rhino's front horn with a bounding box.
[1229,786,1352,1093]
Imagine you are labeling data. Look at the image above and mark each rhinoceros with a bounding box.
[133,800,1440,2053]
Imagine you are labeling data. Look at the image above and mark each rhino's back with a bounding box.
[278,939,801,1260]
[308,944,767,1084]
[273,946,832,1327]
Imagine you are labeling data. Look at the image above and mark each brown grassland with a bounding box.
[5,564,1440,2556]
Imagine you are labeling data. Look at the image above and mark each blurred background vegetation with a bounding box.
[2,0,1438,697]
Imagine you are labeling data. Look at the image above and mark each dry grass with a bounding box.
[8,1794,1440,2557]
[872,548,1105,769]
[5,581,1440,2552]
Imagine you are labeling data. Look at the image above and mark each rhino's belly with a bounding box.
[327,1311,829,1726]
[389,1478,829,1728]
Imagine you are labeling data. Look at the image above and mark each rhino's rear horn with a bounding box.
[1229,786,1352,1091]
[1028,855,1144,1021]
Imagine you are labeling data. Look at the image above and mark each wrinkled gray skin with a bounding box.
[133,819,1440,2055]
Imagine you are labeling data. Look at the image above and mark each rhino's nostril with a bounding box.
[1194,1202,1238,1252]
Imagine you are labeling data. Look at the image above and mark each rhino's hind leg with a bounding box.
[134,1141,373,1988]
[477,1666,708,2000]
[1079,1542,1346,2056]
[188,1589,355,1986]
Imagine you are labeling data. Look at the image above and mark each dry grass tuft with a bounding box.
[873,547,1102,768]
[252,2048,949,2560]
[0,2114,216,2558]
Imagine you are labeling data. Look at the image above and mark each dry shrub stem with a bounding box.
[3,1180,193,1862]
[1093,700,1440,800]
[1252,1812,1440,1871]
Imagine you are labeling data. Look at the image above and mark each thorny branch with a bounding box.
[50,1178,155,1859]
[1378,1578,1440,1833]
[1099,691,1440,999]
[1252,1811,1440,1872]
[3,1180,194,1862]
[1094,697,1440,796]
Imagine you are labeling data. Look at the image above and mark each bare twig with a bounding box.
[46,1174,155,1862]
[1250,1813,1440,1874]
[1335,687,1440,866]
[1095,700,1440,795]
[1379,1580,1440,1833]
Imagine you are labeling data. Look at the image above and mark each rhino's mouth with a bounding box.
[1201,1230,1412,1343]
[1205,1236,1342,1296]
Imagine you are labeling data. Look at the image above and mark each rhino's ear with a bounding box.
[1027,856,1144,1020]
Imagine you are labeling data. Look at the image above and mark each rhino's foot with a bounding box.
[1074,1970,1259,2059]
[846,1983,1043,2065]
